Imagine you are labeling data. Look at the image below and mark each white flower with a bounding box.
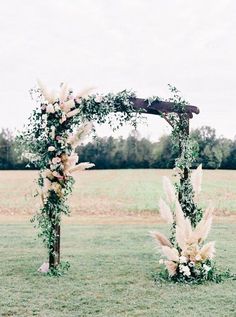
[188,261,195,268]
[179,264,191,277]
[46,104,55,113]
[95,95,103,103]
[48,146,56,152]
[203,264,211,272]
[50,164,57,171]
[22,152,40,161]
[42,114,47,121]
[183,267,191,277]
[50,126,56,139]
[159,259,164,264]
[54,103,60,112]
[179,256,187,264]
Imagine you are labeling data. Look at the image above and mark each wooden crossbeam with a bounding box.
[131,98,200,118]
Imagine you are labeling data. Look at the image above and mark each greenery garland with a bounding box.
[19,82,228,282]
[167,85,203,228]
[151,86,234,283]
[18,82,140,274]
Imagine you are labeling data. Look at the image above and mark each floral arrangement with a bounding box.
[18,81,138,273]
[151,165,217,281]
[28,82,97,271]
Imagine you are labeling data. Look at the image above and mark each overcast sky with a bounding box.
[1,0,236,140]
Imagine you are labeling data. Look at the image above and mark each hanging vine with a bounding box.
[166,85,203,227]
[150,85,234,283]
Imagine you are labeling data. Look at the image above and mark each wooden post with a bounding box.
[183,116,190,182]
[49,220,60,268]
[178,115,190,204]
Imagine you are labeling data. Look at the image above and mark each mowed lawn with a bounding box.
[0,223,236,317]
[0,170,236,316]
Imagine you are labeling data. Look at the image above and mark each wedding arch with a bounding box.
[19,82,211,278]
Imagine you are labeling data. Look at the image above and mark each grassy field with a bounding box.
[0,170,236,317]
[0,169,236,216]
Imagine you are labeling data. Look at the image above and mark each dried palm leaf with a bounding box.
[159,198,173,224]
[150,231,172,248]
[67,122,93,148]
[191,164,202,197]
[66,108,81,118]
[161,246,179,262]
[199,241,215,260]
[175,225,187,250]
[164,260,178,276]
[61,99,75,113]
[193,204,214,243]
[37,79,52,103]
[162,176,176,205]
[59,82,69,102]
[69,162,95,173]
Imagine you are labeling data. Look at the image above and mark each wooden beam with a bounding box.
[130,98,200,118]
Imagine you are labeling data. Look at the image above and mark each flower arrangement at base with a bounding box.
[151,165,218,282]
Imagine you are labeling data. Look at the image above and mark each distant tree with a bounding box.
[1,126,236,170]
[191,126,224,169]
[151,135,177,168]
[0,129,16,169]
[222,138,236,169]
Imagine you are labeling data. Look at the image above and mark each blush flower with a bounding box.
[46,104,55,113]
[195,254,202,261]
[52,157,61,164]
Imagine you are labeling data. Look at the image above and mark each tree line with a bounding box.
[0,126,236,169]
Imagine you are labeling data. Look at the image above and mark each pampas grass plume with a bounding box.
[159,198,173,224]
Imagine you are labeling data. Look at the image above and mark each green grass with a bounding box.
[0,222,235,317]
